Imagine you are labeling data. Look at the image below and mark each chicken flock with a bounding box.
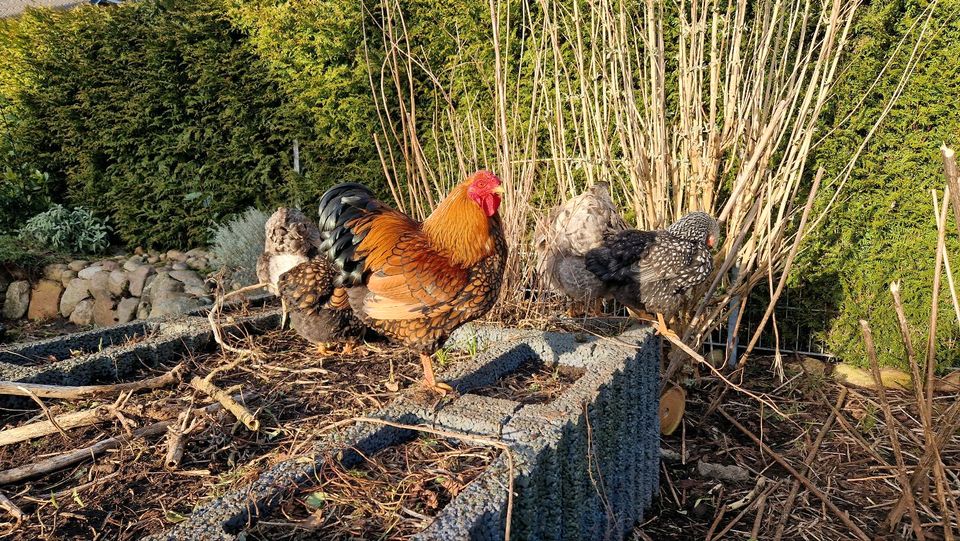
[258,172,718,394]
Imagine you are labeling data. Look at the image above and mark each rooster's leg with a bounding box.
[420,353,454,395]
[280,297,289,329]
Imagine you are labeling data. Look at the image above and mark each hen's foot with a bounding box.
[340,341,361,356]
[654,313,680,342]
[315,342,334,357]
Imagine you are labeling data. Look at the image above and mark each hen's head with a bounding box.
[668,212,720,248]
[466,170,505,217]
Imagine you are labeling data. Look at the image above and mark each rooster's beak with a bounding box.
[493,185,505,195]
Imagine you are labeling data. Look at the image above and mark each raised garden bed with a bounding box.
[0,306,661,541]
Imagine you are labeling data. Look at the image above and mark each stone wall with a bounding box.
[0,249,214,328]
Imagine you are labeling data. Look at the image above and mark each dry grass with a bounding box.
[364,0,939,380]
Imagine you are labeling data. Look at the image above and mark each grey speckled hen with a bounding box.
[584,212,720,322]
[534,181,627,315]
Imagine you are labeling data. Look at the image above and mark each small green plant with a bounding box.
[0,234,61,272]
[19,204,110,254]
[209,207,269,288]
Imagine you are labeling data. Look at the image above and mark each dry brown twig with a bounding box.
[650,331,787,418]
[0,364,183,399]
[773,387,849,541]
[0,394,249,485]
[861,320,925,540]
[0,491,25,531]
[189,376,259,432]
[317,416,515,541]
[164,402,200,470]
[718,408,871,541]
[206,281,268,359]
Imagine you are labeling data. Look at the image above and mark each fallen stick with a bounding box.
[773,387,848,541]
[0,490,25,526]
[888,399,960,528]
[718,408,871,541]
[862,321,925,540]
[0,395,244,485]
[0,364,183,399]
[0,405,115,447]
[189,377,259,431]
[164,406,199,470]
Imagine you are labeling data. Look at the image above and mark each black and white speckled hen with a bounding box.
[585,212,720,333]
[534,181,627,316]
[256,208,366,354]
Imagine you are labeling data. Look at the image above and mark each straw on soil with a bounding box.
[248,436,499,540]
[0,301,433,540]
[633,355,960,541]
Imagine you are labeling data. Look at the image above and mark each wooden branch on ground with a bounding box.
[0,405,114,447]
[164,406,199,470]
[717,408,871,541]
[0,395,245,485]
[0,364,183,399]
[189,377,258,431]
[773,387,848,541]
[861,321,925,540]
[0,491,25,527]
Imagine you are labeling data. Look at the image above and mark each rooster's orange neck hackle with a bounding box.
[422,171,504,268]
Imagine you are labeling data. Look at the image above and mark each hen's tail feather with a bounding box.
[316,183,379,287]
[279,260,338,317]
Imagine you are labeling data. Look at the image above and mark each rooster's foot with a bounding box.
[419,353,455,396]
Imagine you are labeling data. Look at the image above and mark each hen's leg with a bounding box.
[654,312,680,342]
[280,297,289,329]
[420,353,454,395]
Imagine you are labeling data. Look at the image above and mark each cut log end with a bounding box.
[659,386,686,436]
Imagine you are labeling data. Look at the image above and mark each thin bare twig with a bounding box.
[717,408,871,541]
[0,364,183,399]
[861,320,925,540]
[773,387,848,541]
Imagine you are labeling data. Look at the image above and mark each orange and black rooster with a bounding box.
[280,171,507,394]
